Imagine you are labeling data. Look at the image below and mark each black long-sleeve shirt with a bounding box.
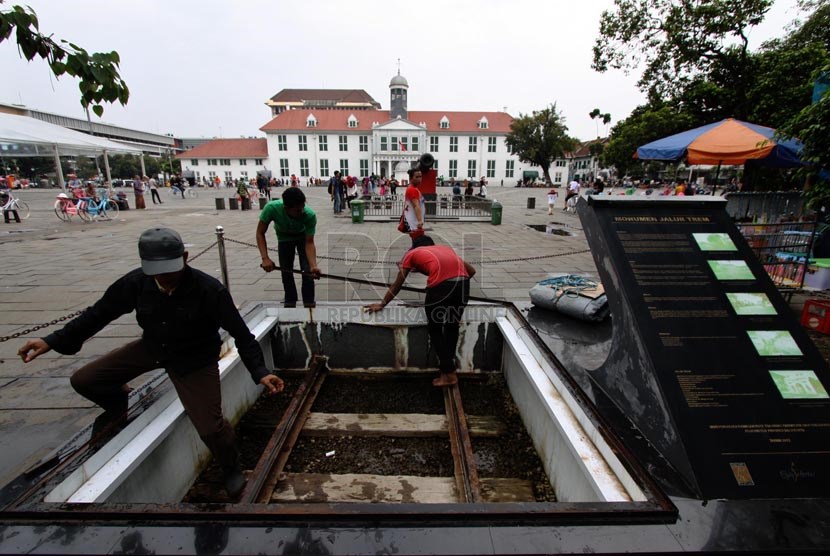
[44,267,269,383]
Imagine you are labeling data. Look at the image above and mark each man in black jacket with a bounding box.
[17,227,284,499]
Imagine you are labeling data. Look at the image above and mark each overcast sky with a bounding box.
[1,0,803,141]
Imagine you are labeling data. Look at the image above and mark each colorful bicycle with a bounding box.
[54,193,91,222]
[0,189,31,219]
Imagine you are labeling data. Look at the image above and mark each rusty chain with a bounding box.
[0,236,590,343]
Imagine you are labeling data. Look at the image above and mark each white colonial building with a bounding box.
[178,73,571,186]
[176,138,269,185]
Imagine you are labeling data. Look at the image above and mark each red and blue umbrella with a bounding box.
[637,118,804,168]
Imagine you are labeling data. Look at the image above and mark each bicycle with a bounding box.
[80,194,119,220]
[0,190,31,219]
[54,194,91,222]
[169,186,198,199]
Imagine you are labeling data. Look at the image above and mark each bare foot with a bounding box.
[432,372,458,387]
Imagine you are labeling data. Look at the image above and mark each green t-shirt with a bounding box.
[259,199,316,242]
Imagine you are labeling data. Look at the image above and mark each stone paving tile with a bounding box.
[0,376,91,410]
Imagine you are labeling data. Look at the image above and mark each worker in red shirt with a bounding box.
[365,236,476,387]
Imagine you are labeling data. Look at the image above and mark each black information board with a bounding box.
[579,196,830,499]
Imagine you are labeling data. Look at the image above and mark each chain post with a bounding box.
[216,226,230,291]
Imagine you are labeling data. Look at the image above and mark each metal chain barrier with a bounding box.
[0,310,85,343]
[0,233,590,343]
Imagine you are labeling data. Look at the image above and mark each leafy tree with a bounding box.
[505,104,579,184]
[0,2,128,115]
[593,0,773,112]
[779,87,830,208]
[600,104,695,176]
[589,108,612,138]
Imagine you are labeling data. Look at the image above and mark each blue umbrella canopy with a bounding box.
[636,119,804,168]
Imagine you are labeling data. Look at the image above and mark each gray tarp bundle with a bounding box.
[529,274,609,322]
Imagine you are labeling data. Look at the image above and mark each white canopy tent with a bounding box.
[0,112,144,190]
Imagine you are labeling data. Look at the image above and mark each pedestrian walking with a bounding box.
[148,176,162,204]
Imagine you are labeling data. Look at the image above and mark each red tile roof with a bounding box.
[175,138,268,159]
[260,110,514,133]
[268,89,380,105]
[570,138,608,158]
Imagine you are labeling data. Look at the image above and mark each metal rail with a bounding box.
[240,355,329,504]
[443,383,483,503]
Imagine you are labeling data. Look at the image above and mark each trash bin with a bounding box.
[527,197,536,209]
[491,201,503,225]
[241,198,251,211]
[351,199,365,223]
[228,198,239,210]
[258,196,267,209]
[215,198,226,210]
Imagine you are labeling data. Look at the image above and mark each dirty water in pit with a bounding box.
[184,372,555,503]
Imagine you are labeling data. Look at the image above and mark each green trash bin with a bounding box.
[351,199,365,223]
[491,201,503,225]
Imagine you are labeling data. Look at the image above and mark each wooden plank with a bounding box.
[300,413,504,437]
[270,473,535,504]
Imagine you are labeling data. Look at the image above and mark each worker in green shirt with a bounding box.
[256,187,320,307]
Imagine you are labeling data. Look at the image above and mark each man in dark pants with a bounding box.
[365,235,476,387]
[256,187,321,308]
[18,227,285,499]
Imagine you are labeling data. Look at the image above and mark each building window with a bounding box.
[239,159,247,166]
[300,159,309,177]
[208,171,216,179]
[339,159,349,175]
[359,135,368,152]
[556,160,566,167]
[279,159,289,177]
[433,159,439,171]
[348,118,358,128]
[224,171,232,181]
[400,137,408,152]
[306,116,317,127]
[207,159,217,166]
[319,136,328,151]
[255,159,263,165]
[440,117,449,129]
[190,159,198,166]
[298,135,308,152]
[339,135,348,151]
[486,160,496,178]
[449,160,458,178]
[195,172,200,180]
[449,137,458,152]
[478,120,488,129]
[429,136,439,152]
[241,171,248,179]
[555,172,563,183]
[391,136,399,151]
[360,159,369,177]
[277,135,287,151]
[380,136,388,151]
[412,137,419,152]
[488,137,497,153]
[220,159,230,166]
[467,160,477,178]
[468,137,477,153]
[320,159,329,177]
[505,160,514,178]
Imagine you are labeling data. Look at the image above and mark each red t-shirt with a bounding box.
[403,185,425,238]
[400,246,469,288]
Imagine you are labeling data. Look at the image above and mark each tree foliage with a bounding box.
[0,2,129,116]
[593,0,772,105]
[779,88,830,208]
[600,104,696,176]
[505,104,579,183]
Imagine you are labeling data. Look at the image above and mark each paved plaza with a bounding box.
[0,184,599,485]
